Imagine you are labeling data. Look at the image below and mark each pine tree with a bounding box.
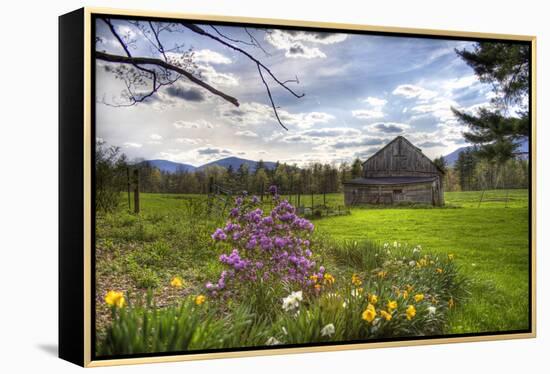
[452,42,530,172]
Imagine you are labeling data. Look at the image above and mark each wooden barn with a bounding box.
[343,136,445,206]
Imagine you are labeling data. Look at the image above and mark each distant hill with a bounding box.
[139,159,196,173]
[198,157,277,172]
[443,139,529,167]
[139,157,278,174]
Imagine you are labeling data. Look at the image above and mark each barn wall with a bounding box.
[344,182,435,206]
[363,137,441,178]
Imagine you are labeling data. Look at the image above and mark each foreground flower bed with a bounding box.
[97,188,467,356]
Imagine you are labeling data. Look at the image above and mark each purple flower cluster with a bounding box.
[207,186,318,294]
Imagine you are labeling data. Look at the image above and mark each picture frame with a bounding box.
[59,7,536,367]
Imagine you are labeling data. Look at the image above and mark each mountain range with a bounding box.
[140,140,529,174]
[139,157,277,173]
[442,139,529,167]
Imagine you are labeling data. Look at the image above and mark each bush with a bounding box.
[206,187,323,303]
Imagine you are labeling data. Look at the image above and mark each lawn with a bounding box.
[95,189,530,343]
[314,189,530,333]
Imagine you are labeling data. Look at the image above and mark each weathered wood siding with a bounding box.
[344,182,436,206]
[363,137,441,178]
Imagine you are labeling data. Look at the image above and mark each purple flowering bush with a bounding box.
[207,186,321,301]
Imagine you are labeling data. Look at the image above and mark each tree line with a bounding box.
[137,157,365,195]
[433,152,528,192]
[95,140,365,212]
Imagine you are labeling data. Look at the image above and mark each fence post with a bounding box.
[127,167,131,211]
[261,181,264,201]
[133,169,140,214]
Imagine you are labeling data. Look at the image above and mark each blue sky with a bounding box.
[95,18,494,166]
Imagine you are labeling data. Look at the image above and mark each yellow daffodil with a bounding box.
[414,293,425,302]
[170,276,184,288]
[403,290,409,299]
[436,268,444,274]
[362,303,377,323]
[323,273,335,285]
[351,273,362,286]
[368,293,378,305]
[406,284,414,293]
[448,254,455,261]
[380,310,392,321]
[377,271,387,279]
[195,294,206,305]
[105,290,126,308]
[387,300,398,311]
[310,274,318,282]
[406,305,416,320]
[448,297,455,309]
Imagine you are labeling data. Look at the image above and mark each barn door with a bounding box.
[393,188,403,202]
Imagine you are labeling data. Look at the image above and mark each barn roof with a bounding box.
[362,136,445,174]
[343,176,437,186]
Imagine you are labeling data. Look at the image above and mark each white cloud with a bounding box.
[264,30,346,59]
[362,97,387,107]
[441,75,479,91]
[235,130,259,138]
[392,84,437,101]
[410,98,458,122]
[352,109,384,120]
[173,119,215,129]
[116,25,137,39]
[352,96,387,120]
[198,65,239,87]
[364,122,410,134]
[193,49,232,65]
[218,102,334,129]
[301,127,361,137]
[150,134,162,140]
[123,142,142,148]
[175,137,201,145]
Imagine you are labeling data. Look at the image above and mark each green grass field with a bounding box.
[95,189,530,337]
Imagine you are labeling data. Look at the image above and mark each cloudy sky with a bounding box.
[95,18,494,167]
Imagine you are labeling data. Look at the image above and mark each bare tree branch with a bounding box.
[244,28,271,56]
[257,63,288,130]
[97,19,305,129]
[96,51,240,107]
[210,25,256,47]
[180,23,305,99]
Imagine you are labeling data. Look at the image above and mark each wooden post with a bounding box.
[208,176,214,194]
[127,167,131,211]
[133,169,140,214]
[261,182,264,202]
[478,190,485,208]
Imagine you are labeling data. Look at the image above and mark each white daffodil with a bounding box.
[321,323,335,337]
[282,291,303,312]
[266,337,282,346]
[428,306,437,316]
[409,260,416,267]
